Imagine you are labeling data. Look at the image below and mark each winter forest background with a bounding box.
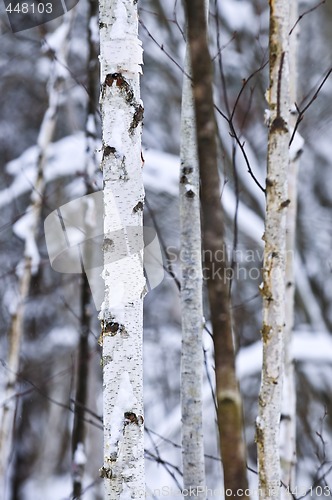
[0,0,332,498]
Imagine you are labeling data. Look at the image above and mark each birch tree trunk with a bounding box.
[183,1,249,497]
[256,1,290,499]
[179,2,208,496]
[280,1,299,495]
[0,18,71,498]
[98,1,145,498]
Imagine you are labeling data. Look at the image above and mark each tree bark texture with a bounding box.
[99,0,145,498]
[179,3,208,496]
[256,1,290,499]
[184,1,249,497]
[280,1,299,495]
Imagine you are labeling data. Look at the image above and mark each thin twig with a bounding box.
[289,0,326,36]
[139,18,191,79]
[289,67,332,147]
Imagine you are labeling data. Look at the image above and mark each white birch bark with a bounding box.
[98,1,145,498]
[256,1,290,499]
[0,18,72,498]
[280,2,299,496]
[179,2,208,496]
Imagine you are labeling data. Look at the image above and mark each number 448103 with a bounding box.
[6,3,53,14]
[287,485,332,497]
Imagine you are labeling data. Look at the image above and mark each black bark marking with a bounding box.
[185,189,195,198]
[279,199,291,209]
[270,116,288,133]
[133,201,143,213]
[129,104,144,134]
[99,466,113,479]
[101,320,127,337]
[124,412,144,426]
[182,166,193,175]
[105,73,134,104]
[103,146,116,161]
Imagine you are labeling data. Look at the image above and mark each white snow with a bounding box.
[0,151,37,208]
[86,113,96,136]
[2,138,186,208]
[45,134,87,182]
[218,0,257,33]
[289,129,305,161]
[43,22,69,54]
[3,286,19,316]
[236,331,332,379]
[36,57,52,80]
[21,474,96,500]
[264,108,271,125]
[13,210,40,275]
[221,183,264,244]
[47,326,79,348]
[74,442,87,466]
[143,148,180,197]
[89,16,99,45]
[2,134,86,207]
[143,147,265,244]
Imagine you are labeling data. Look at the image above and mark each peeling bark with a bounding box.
[256,1,290,499]
[99,0,145,497]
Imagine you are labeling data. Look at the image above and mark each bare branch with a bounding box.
[289,0,326,36]
[289,67,332,147]
[139,18,191,79]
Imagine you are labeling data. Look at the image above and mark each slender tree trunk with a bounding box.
[0,17,72,498]
[179,2,209,496]
[280,1,299,495]
[256,1,290,499]
[183,1,249,497]
[71,2,99,495]
[72,273,91,499]
[98,0,145,498]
